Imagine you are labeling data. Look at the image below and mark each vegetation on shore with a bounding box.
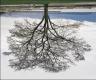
[1,0,96,5]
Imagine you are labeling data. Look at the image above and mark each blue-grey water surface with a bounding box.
[1,11,96,22]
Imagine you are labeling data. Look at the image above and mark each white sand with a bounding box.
[1,16,96,79]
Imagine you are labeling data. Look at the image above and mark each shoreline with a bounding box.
[0,2,96,13]
[0,8,96,13]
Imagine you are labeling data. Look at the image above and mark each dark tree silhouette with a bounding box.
[3,4,91,72]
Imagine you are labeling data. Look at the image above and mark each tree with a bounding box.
[3,4,91,72]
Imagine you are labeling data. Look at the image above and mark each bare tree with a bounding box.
[3,4,91,72]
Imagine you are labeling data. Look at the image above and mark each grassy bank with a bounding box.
[1,0,96,5]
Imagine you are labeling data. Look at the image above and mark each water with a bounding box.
[1,11,96,22]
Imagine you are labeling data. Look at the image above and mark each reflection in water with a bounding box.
[1,11,96,22]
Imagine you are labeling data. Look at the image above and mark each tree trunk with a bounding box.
[44,4,48,23]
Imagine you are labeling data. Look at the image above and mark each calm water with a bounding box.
[1,11,96,22]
